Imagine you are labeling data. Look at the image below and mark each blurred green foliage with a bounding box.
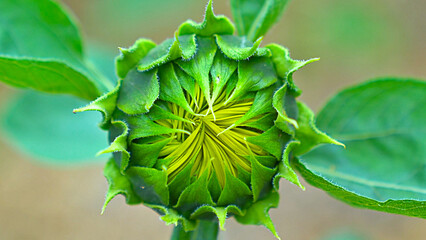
[1,91,108,165]
[319,228,370,240]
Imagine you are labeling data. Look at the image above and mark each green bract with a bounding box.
[75,1,341,238]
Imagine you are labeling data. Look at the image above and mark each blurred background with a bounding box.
[0,0,425,239]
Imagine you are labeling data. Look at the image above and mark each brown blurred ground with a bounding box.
[0,0,425,239]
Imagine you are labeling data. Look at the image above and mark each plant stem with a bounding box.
[171,220,219,240]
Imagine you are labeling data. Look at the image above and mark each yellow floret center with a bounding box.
[156,84,266,187]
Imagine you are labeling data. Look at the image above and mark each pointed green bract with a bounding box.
[168,162,195,205]
[273,141,304,190]
[117,68,159,115]
[127,166,169,206]
[178,0,234,36]
[98,120,130,172]
[215,35,270,60]
[138,34,197,71]
[228,56,277,103]
[126,114,189,140]
[146,204,197,231]
[103,158,142,214]
[73,84,119,129]
[175,170,215,216]
[243,112,276,131]
[247,126,290,159]
[267,44,319,95]
[293,101,344,156]
[149,104,193,124]
[235,190,281,240]
[190,205,243,230]
[177,36,217,111]
[116,39,156,79]
[158,63,195,114]
[231,86,275,129]
[273,83,298,134]
[130,138,172,168]
[250,152,277,202]
[210,50,238,102]
[217,170,252,206]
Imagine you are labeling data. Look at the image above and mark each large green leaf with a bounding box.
[87,43,119,84]
[0,91,108,165]
[230,0,290,41]
[295,78,426,218]
[0,0,112,99]
[0,57,100,101]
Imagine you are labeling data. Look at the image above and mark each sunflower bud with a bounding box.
[75,1,341,238]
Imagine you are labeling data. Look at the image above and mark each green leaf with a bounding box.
[86,43,117,83]
[0,0,112,97]
[0,0,83,59]
[178,0,234,37]
[231,0,290,41]
[117,68,159,115]
[296,78,426,218]
[86,43,118,85]
[0,57,100,101]
[1,91,108,165]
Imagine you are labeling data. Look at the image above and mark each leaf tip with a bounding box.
[308,57,320,63]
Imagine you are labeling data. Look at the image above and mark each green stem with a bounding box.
[171,220,219,240]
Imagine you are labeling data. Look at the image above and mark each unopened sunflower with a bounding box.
[75,1,341,238]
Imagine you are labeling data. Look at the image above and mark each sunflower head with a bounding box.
[75,1,341,238]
